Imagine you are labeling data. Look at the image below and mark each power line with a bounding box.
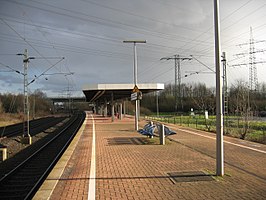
[0,34,138,61]
[222,3,266,33]
[0,62,22,75]
[79,0,210,35]
[190,55,215,73]
[176,0,262,58]
[0,18,58,69]
[1,0,266,91]
[2,1,264,60]
[1,0,76,91]
[28,57,65,85]
[3,0,214,45]
[0,16,120,43]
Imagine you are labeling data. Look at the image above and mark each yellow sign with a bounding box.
[132,85,140,93]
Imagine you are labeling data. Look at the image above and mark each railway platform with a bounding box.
[35,112,266,200]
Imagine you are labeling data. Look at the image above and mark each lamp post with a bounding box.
[123,40,146,130]
[214,0,224,176]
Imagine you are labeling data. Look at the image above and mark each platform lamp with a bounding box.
[214,0,224,176]
[123,40,146,130]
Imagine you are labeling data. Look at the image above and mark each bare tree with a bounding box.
[230,80,251,139]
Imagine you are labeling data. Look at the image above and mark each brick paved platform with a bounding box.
[35,112,266,200]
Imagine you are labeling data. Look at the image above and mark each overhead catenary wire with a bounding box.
[78,0,212,35]
[0,62,23,75]
[190,55,215,73]
[2,0,264,53]
[1,0,266,92]
[1,1,77,94]
[140,0,264,83]
[0,33,146,61]
[2,0,264,57]
[0,18,71,91]
[28,57,65,85]
[0,18,55,67]
[168,0,262,58]
[3,0,215,45]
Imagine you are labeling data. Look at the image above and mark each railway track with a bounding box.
[0,111,85,199]
[0,116,68,138]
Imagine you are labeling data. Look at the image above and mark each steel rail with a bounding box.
[0,116,67,138]
[0,111,85,199]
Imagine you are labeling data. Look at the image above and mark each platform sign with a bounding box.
[131,85,142,101]
[131,92,142,101]
[131,92,138,101]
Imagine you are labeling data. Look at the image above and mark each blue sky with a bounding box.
[0,0,265,97]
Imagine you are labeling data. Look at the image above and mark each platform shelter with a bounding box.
[82,83,164,121]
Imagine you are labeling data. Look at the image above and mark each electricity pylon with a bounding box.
[160,55,192,112]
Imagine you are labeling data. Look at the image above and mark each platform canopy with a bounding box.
[82,83,164,102]
[49,97,86,103]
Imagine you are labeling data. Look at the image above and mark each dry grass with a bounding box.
[0,113,23,127]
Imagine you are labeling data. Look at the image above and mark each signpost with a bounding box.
[123,40,146,130]
[130,84,142,129]
[131,92,138,101]
[132,85,139,92]
[131,85,142,101]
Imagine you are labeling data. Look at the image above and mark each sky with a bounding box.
[0,0,265,97]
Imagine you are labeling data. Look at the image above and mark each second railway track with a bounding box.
[0,111,85,200]
[0,116,68,138]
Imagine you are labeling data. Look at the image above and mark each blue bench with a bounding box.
[138,123,156,138]
[156,123,176,136]
[164,126,176,136]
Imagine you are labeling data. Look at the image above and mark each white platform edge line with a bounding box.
[47,114,88,199]
[32,113,88,200]
[88,115,96,200]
